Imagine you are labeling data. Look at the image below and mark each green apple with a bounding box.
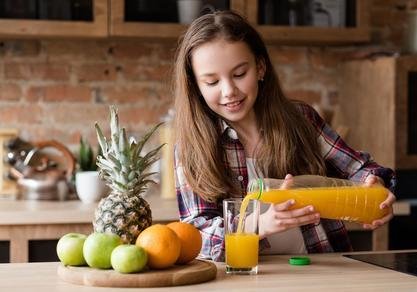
[83,232,122,269]
[56,233,87,266]
[111,244,148,273]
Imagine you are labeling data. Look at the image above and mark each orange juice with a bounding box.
[224,198,260,274]
[246,182,389,224]
[225,233,259,268]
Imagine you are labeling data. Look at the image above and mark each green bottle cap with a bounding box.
[289,257,311,266]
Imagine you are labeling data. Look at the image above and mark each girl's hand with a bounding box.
[362,174,396,230]
[259,174,320,239]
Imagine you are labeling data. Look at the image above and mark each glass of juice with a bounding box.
[223,198,260,275]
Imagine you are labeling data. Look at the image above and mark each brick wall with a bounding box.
[0,40,174,149]
[0,1,409,150]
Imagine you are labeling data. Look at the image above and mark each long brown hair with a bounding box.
[174,11,325,202]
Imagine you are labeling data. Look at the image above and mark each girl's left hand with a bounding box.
[362,174,396,230]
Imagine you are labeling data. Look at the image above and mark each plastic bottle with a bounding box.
[247,175,389,224]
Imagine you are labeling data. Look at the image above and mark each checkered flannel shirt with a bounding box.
[174,103,396,261]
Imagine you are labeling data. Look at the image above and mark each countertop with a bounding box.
[1,251,417,291]
[0,193,179,225]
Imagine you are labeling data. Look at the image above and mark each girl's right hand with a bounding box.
[258,174,320,239]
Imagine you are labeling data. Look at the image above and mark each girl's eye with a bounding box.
[234,72,246,78]
[206,80,219,86]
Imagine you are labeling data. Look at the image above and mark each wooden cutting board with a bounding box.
[57,259,217,287]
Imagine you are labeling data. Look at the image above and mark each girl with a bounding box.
[173,10,396,261]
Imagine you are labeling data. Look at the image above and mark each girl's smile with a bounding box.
[223,98,245,112]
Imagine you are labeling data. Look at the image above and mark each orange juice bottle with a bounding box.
[247,175,389,224]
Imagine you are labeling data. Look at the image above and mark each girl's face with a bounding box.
[191,39,264,128]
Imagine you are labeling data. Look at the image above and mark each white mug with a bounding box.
[75,171,108,204]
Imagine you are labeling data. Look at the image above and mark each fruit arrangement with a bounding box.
[57,107,203,273]
[56,221,203,273]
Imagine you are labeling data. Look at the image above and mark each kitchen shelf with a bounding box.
[253,26,369,45]
[0,0,108,38]
[247,0,370,45]
[110,0,245,38]
[0,0,370,45]
[111,0,369,44]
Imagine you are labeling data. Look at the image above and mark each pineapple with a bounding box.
[93,106,163,243]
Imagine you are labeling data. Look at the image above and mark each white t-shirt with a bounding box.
[246,158,307,254]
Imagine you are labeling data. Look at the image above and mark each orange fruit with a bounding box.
[135,224,180,269]
[167,221,202,264]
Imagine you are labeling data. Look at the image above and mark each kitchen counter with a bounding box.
[1,251,417,291]
[0,193,179,263]
[0,192,410,263]
[0,193,178,225]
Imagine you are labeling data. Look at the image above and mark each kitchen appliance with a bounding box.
[345,252,417,277]
[8,139,75,200]
[0,128,18,198]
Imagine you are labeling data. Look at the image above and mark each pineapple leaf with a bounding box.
[144,144,165,161]
[96,160,113,173]
[110,107,120,155]
[118,173,128,185]
[127,170,136,181]
[135,122,164,157]
[136,144,164,171]
[96,155,114,168]
[111,133,120,158]
[110,106,120,140]
[95,106,164,197]
[106,153,122,170]
[113,180,128,191]
[129,138,140,160]
[95,123,108,155]
[119,128,128,154]
[136,172,158,184]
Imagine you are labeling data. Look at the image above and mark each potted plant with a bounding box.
[75,137,108,204]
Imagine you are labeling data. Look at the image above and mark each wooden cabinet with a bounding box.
[247,0,370,45]
[110,0,245,38]
[339,56,417,171]
[110,0,370,44]
[0,0,370,44]
[0,0,108,38]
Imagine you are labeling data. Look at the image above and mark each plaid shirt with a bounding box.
[174,103,396,262]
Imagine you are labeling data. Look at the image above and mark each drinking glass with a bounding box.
[223,198,260,275]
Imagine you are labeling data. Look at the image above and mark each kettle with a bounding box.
[9,140,75,200]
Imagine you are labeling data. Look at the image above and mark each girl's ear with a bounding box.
[257,58,266,81]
